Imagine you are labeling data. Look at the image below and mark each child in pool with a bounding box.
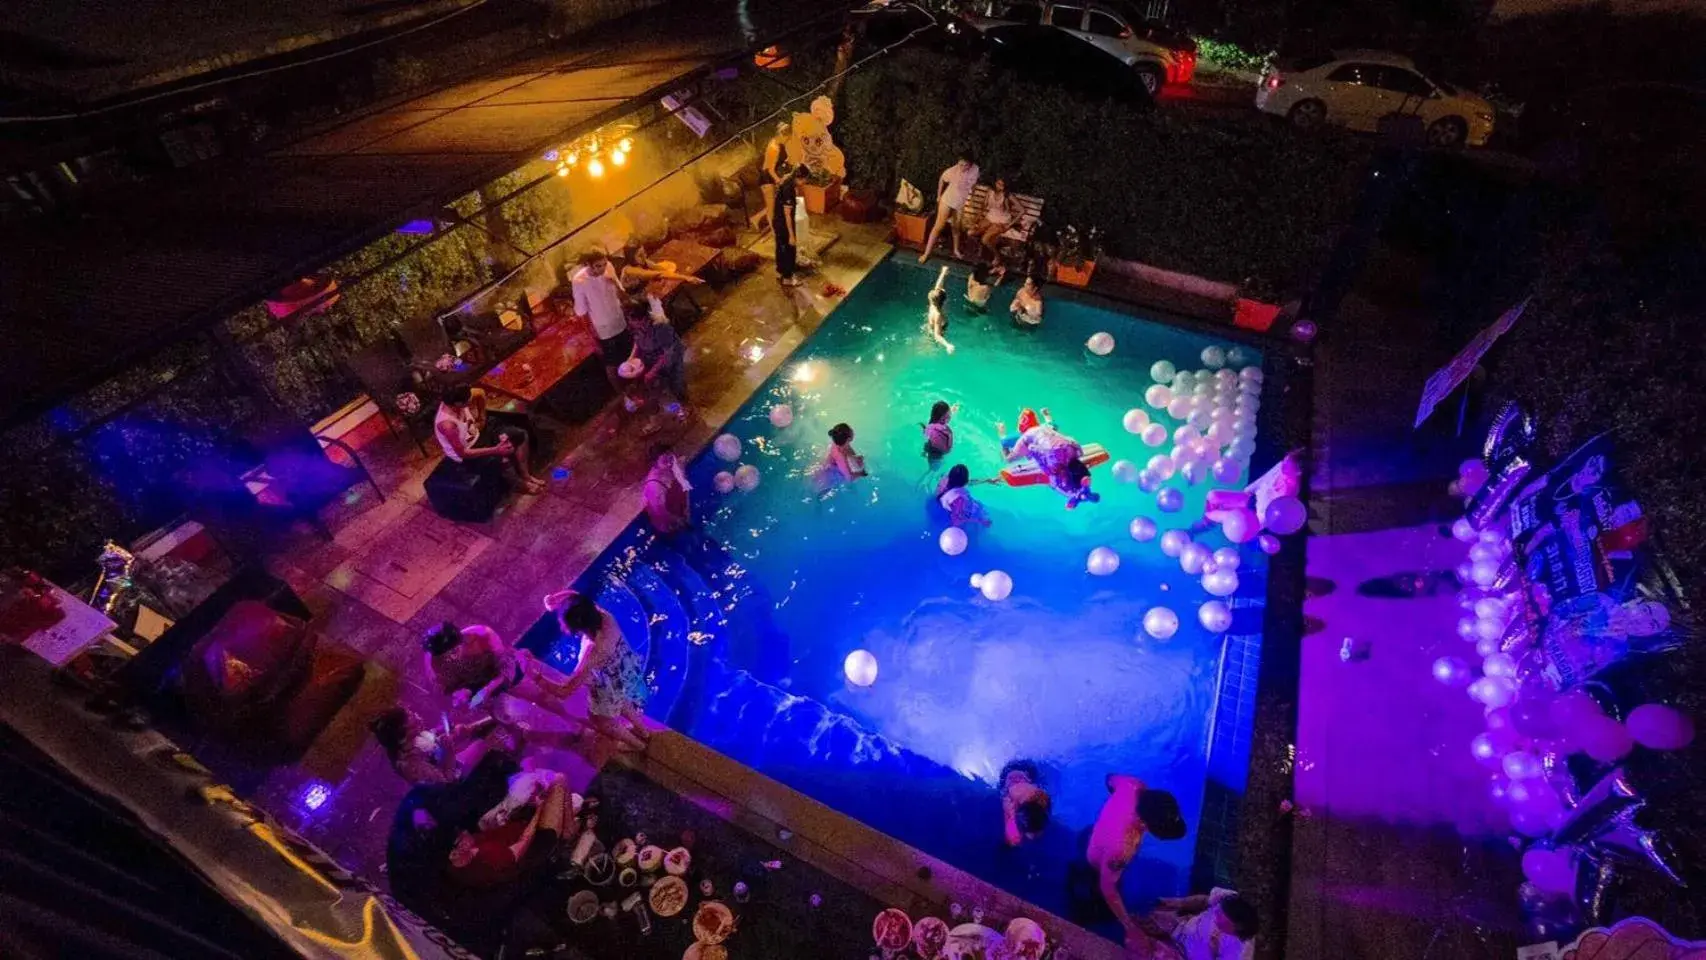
[1000,407,1100,509]
[936,464,993,528]
[921,400,956,458]
[925,265,955,354]
[819,422,868,485]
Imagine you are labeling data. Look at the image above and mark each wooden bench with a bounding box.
[962,185,1044,247]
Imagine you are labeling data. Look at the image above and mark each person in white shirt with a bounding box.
[1147,888,1260,960]
[920,154,979,263]
[570,249,632,387]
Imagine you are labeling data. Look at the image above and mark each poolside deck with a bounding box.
[194,216,1133,958]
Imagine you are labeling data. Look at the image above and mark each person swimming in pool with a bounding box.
[925,265,954,354]
[999,407,1100,509]
[935,464,993,528]
[921,400,956,459]
[818,422,868,486]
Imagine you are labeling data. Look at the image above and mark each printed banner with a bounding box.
[1414,299,1528,428]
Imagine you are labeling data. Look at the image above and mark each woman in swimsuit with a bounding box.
[1010,275,1044,328]
[420,622,584,735]
[543,590,652,751]
[921,400,956,459]
[925,265,954,354]
[977,177,1019,252]
[820,422,868,485]
[965,256,1006,311]
[642,444,692,534]
[1001,407,1100,509]
[936,464,993,528]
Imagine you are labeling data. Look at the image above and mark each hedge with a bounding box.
[838,47,1370,287]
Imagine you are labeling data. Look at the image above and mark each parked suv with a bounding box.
[1256,50,1494,147]
[960,1,1197,95]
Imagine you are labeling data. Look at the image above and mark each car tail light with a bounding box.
[1265,74,1285,90]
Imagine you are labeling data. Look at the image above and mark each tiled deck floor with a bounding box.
[248,219,898,885]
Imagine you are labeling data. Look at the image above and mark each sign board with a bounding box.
[1413,298,1528,428]
[660,90,711,139]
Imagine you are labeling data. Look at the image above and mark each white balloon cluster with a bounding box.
[1136,357,1264,501]
[970,570,1014,602]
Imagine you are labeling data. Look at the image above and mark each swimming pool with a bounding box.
[532,257,1269,926]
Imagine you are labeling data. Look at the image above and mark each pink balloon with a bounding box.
[1502,750,1543,781]
[1578,716,1634,763]
[1512,809,1552,838]
[1220,507,1259,543]
[1625,704,1695,751]
[1549,690,1604,728]
[1485,707,1513,730]
[1257,533,1282,555]
[1509,698,1558,740]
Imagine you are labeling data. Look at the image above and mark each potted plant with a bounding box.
[799,166,843,215]
[891,177,928,246]
[1050,225,1100,287]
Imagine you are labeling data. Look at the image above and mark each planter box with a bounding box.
[801,181,843,215]
[893,211,928,246]
[1052,260,1096,288]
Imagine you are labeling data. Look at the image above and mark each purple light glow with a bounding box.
[299,781,333,811]
[396,219,436,235]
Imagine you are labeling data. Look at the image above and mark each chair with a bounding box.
[345,341,438,454]
[448,310,533,367]
[237,419,381,539]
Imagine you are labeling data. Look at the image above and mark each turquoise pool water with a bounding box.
[531,258,1269,926]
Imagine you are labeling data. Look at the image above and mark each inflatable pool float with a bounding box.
[999,443,1109,487]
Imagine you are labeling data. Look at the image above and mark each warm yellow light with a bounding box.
[555,165,569,177]
[588,157,605,177]
[618,138,633,153]
[565,151,578,166]
[610,149,627,167]
[791,362,815,383]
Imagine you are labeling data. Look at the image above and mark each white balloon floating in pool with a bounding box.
[1141,423,1168,448]
[938,527,968,556]
[1129,517,1158,542]
[844,649,879,687]
[1240,365,1263,382]
[1087,546,1121,576]
[712,433,742,462]
[768,404,794,428]
[712,471,736,494]
[1150,360,1176,383]
[1179,542,1212,575]
[1227,346,1252,367]
[1156,488,1184,513]
[734,463,761,492]
[1111,460,1140,484]
[1086,332,1115,356]
[1167,397,1192,420]
[1143,606,1180,641]
[1198,600,1233,633]
[971,570,1014,601]
[1146,454,1176,481]
[1136,469,1161,493]
[1144,385,1172,409]
[1159,528,1191,558]
[1257,533,1282,555]
[1201,345,1227,369]
[1211,458,1241,485]
[1202,567,1240,597]
[1122,408,1150,434]
[1212,547,1242,570]
[1179,460,1207,486]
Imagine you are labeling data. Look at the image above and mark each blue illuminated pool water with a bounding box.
[535,258,1268,924]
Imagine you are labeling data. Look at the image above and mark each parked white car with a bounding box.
[960,1,1198,96]
[1255,50,1495,147]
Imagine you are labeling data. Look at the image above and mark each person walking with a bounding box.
[920,153,980,262]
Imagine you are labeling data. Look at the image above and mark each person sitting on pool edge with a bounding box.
[999,759,1051,846]
[925,265,954,354]
[936,464,992,528]
[921,400,956,459]
[1000,407,1101,509]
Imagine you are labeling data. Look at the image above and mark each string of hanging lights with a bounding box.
[546,124,638,179]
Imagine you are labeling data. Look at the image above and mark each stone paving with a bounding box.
[248,218,895,884]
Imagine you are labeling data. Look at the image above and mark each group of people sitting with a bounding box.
[917,156,1047,330]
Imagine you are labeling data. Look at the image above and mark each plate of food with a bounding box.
[612,838,638,866]
[873,908,913,952]
[664,847,692,876]
[913,916,950,959]
[649,876,689,918]
[638,845,666,873]
[682,944,727,960]
[567,890,600,924]
[584,853,614,886]
[692,901,736,944]
[618,357,646,380]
